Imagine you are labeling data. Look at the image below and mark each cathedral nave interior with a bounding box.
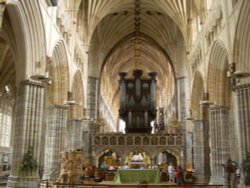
[0,0,250,187]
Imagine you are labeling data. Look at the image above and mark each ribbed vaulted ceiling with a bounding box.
[82,0,201,119]
[88,0,187,76]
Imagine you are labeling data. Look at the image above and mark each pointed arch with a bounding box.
[95,147,122,168]
[47,40,69,105]
[234,0,250,85]
[207,40,230,107]
[190,71,204,120]
[68,70,84,119]
[5,0,46,81]
[153,147,181,164]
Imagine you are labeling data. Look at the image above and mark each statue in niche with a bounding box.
[95,137,100,145]
[143,137,149,145]
[151,137,158,145]
[176,136,182,145]
[127,137,133,145]
[160,137,166,145]
[135,137,141,145]
[102,137,108,145]
[168,137,174,145]
[118,137,125,145]
[110,137,116,145]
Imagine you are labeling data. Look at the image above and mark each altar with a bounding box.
[114,169,160,184]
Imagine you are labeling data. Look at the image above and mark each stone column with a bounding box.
[177,77,187,167]
[7,80,45,188]
[193,120,210,183]
[209,106,230,184]
[42,105,68,182]
[234,84,250,183]
[82,120,89,158]
[0,0,6,28]
[66,119,84,151]
[177,77,187,120]
[86,77,98,162]
[185,131,193,168]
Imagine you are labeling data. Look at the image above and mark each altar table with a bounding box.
[114,169,160,184]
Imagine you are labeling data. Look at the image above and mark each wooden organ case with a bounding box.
[119,69,157,133]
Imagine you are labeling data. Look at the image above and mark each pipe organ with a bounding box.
[119,69,157,133]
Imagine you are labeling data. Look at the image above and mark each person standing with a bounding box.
[176,166,183,185]
[168,163,175,182]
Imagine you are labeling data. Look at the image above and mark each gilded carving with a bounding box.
[56,151,84,184]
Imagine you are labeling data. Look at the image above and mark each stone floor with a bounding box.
[50,181,223,188]
[0,181,225,188]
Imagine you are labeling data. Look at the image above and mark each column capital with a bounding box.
[233,83,250,92]
[192,119,208,124]
[53,104,69,109]
[18,79,46,88]
[208,105,230,111]
[68,118,84,122]
[199,102,213,108]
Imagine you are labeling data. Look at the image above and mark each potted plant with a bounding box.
[19,146,38,172]
[242,152,250,185]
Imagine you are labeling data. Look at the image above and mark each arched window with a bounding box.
[0,93,13,147]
